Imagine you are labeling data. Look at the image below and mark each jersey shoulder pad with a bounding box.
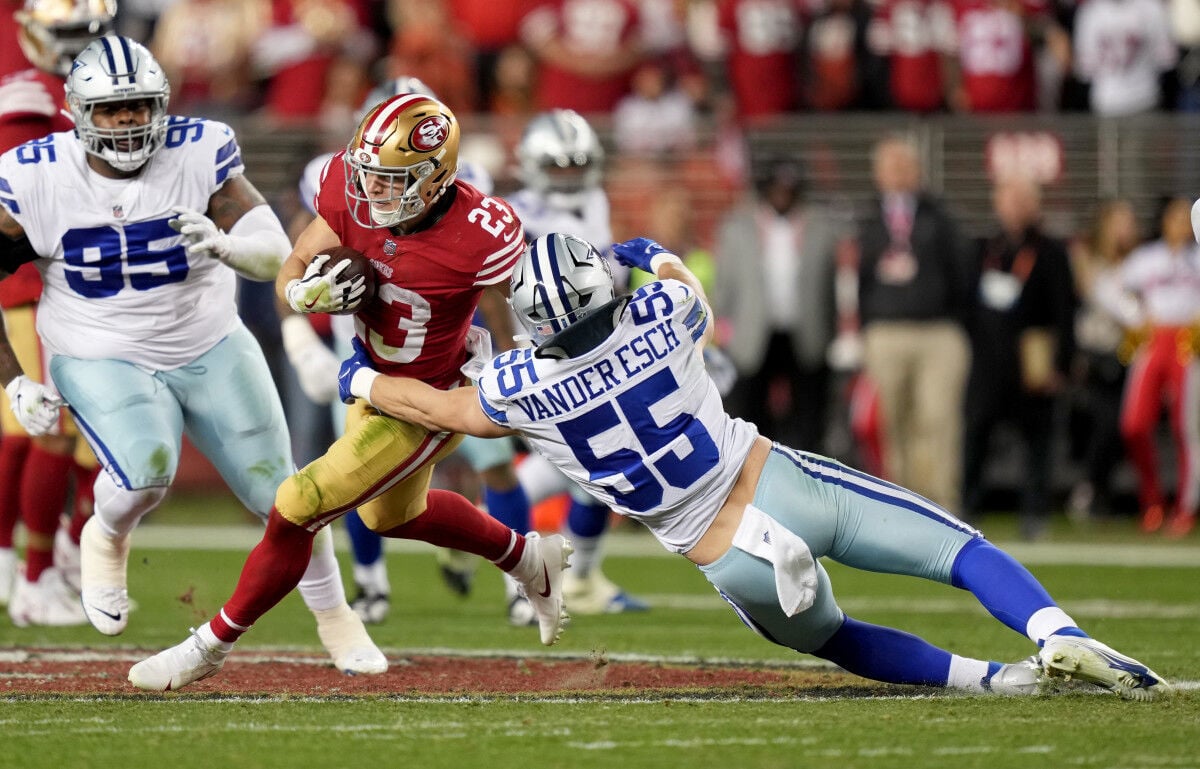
[162,117,244,186]
[628,279,707,341]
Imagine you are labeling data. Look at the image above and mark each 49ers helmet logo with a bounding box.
[410,115,450,152]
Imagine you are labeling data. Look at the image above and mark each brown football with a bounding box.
[316,246,377,315]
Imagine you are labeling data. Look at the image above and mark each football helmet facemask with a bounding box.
[510,233,615,345]
[66,35,170,173]
[344,93,460,229]
[516,109,604,207]
[16,0,115,77]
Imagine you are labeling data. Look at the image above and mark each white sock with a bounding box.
[565,532,602,579]
[946,655,991,692]
[352,558,389,595]
[1026,607,1079,644]
[92,472,166,537]
[198,620,235,652]
[297,527,347,612]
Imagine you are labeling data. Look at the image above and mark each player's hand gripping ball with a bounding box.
[286,246,377,315]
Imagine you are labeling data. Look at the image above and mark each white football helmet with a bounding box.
[65,35,170,173]
[16,0,115,77]
[510,233,615,345]
[516,109,604,208]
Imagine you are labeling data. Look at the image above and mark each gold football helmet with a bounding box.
[343,93,460,229]
[16,0,116,77]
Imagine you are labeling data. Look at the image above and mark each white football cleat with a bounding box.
[79,517,131,635]
[983,656,1045,696]
[515,532,573,646]
[128,628,230,691]
[563,569,649,615]
[1040,635,1174,701]
[314,603,388,675]
[8,567,88,628]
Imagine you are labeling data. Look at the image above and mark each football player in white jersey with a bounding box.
[0,35,385,675]
[502,108,647,618]
[338,232,1174,701]
[281,77,533,625]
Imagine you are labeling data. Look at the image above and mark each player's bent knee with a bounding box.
[274,469,325,527]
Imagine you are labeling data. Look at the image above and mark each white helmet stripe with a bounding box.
[362,93,430,151]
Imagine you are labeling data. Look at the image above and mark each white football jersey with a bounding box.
[476,279,759,554]
[0,118,245,370]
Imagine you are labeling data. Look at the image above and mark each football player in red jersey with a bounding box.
[129,94,574,691]
[0,0,112,625]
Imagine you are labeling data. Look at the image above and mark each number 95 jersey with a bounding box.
[0,119,246,370]
[475,279,759,555]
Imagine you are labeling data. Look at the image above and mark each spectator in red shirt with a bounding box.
[520,0,644,114]
[868,0,955,111]
[448,0,528,111]
[939,0,1056,112]
[716,0,805,120]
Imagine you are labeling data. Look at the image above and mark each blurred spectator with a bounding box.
[961,176,1077,540]
[1097,196,1200,538]
[252,0,374,124]
[806,0,878,110]
[447,0,526,111]
[1170,0,1200,110]
[1073,0,1177,115]
[713,157,842,452]
[1067,199,1140,522]
[857,135,971,509]
[940,0,1061,112]
[715,0,804,119]
[488,43,537,117]
[613,58,697,155]
[519,0,644,114]
[150,0,266,117]
[387,0,476,114]
[867,0,955,111]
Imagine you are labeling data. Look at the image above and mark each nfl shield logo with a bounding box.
[383,240,397,256]
[112,204,124,219]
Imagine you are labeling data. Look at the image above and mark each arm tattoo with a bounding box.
[207,175,268,232]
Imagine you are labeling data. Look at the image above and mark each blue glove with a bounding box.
[338,337,376,405]
[611,237,672,273]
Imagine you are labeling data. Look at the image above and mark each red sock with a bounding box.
[380,489,525,568]
[21,447,73,582]
[0,435,31,549]
[210,508,315,642]
[70,463,100,542]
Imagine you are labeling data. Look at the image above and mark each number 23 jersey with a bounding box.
[475,279,759,554]
[316,155,525,389]
[0,118,247,370]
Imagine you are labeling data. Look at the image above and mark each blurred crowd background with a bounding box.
[9,0,1200,539]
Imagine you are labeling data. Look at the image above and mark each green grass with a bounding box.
[1,491,1197,769]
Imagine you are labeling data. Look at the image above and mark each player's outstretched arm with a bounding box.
[611,237,715,350]
[338,339,511,438]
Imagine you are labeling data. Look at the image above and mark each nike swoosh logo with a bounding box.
[537,564,551,598]
[303,296,321,310]
[88,604,122,622]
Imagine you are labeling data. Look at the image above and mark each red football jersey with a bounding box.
[869,0,949,112]
[0,68,67,308]
[520,0,641,113]
[317,156,525,389]
[943,0,1042,112]
[717,0,805,118]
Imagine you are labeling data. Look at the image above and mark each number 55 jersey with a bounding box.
[0,118,246,369]
[475,279,759,554]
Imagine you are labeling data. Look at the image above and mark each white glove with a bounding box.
[280,315,340,404]
[169,207,232,261]
[284,253,366,314]
[5,375,63,436]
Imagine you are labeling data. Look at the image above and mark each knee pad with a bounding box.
[93,470,168,537]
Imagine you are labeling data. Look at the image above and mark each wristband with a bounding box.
[350,367,380,405]
[650,252,684,275]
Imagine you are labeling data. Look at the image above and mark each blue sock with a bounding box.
[344,509,382,566]
[950,538,1086,639]
[813,616,953,686]
[567,499,608,538]
[484,484,531,533]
